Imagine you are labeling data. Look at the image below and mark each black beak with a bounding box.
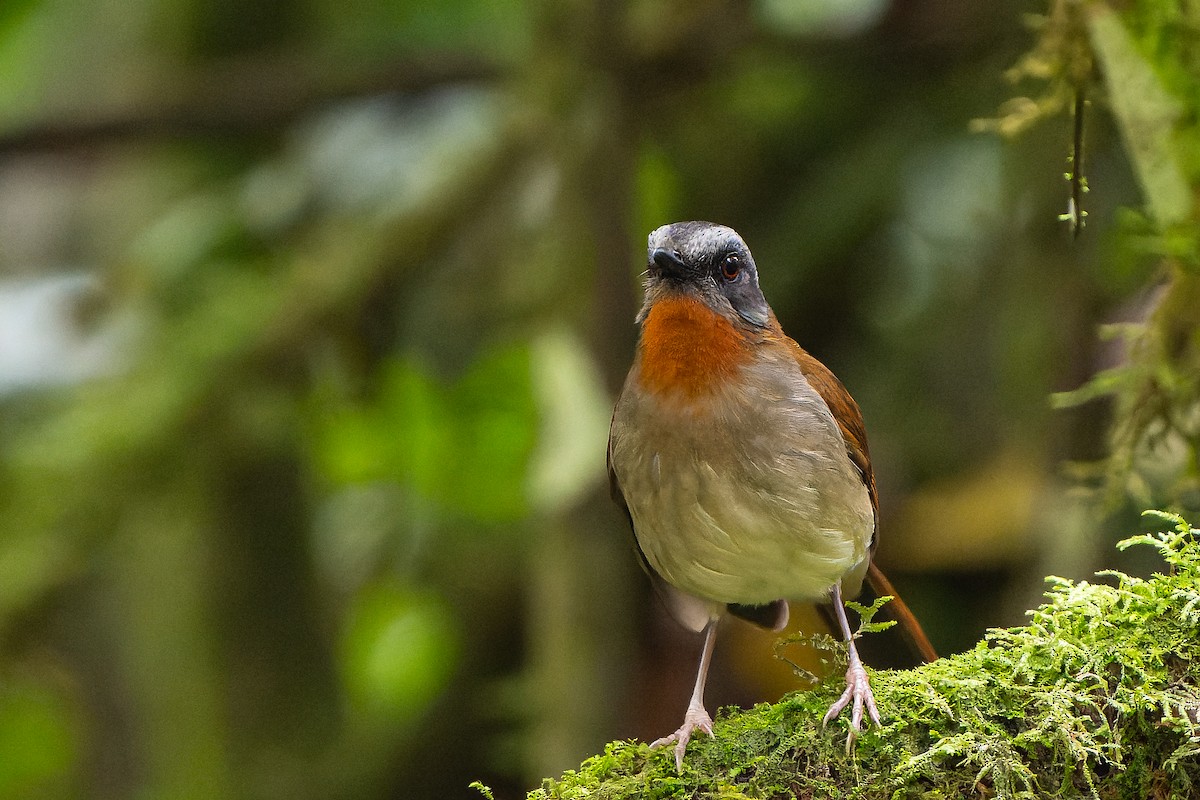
[650,247,689,278]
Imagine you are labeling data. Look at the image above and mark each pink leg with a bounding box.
[822,582,881,752]
[651,618,718,771]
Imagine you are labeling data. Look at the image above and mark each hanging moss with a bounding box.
[492,511,1200,799]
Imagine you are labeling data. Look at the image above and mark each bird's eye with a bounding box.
[720,254,741,282]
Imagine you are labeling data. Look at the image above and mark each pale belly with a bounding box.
[610,368,874,605]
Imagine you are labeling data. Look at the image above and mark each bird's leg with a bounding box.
[822,582,881,752]
[651,618,718,772]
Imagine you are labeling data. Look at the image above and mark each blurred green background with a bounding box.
[1,1,1197,798]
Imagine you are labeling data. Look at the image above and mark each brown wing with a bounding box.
[784,337,879,545]
[782,335,938,662]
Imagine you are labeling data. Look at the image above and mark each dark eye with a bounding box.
[719,254,741,282]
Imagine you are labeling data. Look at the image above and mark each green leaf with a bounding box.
[316,344,539,522]
[0,680,77,796]
[0,0,39,42]
[525,327,610,515]
[1087,5,1191,227]
[340,583,459,721]
[469,781,496,800]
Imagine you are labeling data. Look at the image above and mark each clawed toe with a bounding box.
[650,708,714,772]
[822,655,880,753]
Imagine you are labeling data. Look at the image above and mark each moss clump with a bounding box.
[523,511,1200,799]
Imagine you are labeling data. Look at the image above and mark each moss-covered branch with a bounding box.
[505,511,1200,799]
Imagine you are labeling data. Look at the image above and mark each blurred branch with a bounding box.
[0,52,503,154]
[0,2,756,160]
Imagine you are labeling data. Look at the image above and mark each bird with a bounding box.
[607,221,935,771]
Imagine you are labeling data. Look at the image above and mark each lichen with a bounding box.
[520,511,1200,799]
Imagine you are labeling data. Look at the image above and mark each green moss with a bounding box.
[521,511,1200,799]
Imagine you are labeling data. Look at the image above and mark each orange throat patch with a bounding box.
[637,295,751,400]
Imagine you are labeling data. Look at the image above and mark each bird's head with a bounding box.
[640,221,771,330]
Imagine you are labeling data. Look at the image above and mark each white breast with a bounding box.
[610,353,874,605]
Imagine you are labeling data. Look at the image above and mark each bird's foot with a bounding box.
[822,651,880,754]
[650,704,714,772]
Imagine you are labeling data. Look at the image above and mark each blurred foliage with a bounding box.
[1015,0,1200,511]
[317,346,540,522]
[0,1,1195,799]
[0,679,77,797]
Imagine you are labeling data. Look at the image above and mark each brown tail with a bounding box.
[866,562,938,664]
